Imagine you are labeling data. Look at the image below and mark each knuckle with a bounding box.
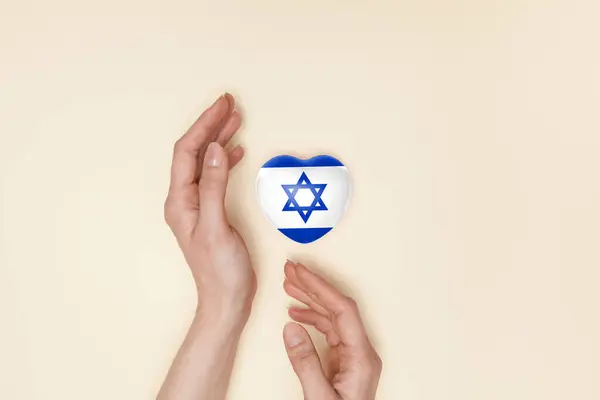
[292,348,318,367]
[173,137,188,153]
[342,296,358,311]
[199,176,220,191]
[163,199,177,225]
[201,227,228,246]
[373,353,383,372]
[361,351,383,376]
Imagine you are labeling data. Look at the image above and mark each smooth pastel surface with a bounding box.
[2,2,600,400]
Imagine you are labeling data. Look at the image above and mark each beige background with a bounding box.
[1,1,599,399]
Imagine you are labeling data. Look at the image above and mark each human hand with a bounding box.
[283,261,382,400]
[164,93,256,328]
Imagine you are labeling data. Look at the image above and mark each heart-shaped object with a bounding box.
[256,155,351,244]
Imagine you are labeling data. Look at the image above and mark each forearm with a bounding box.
[158,311,246,400]
[160,93,255,399]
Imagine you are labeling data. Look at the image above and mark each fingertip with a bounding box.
[284,321,298,330]
[218,111,242,143]
[283,280,305,302]
[288,307,300,317]
[223,92,235,110]
[230,109,242,122]
[294,263,313,282]
[204,141,227,168]
[235,146,245,160]
[283,278,293,293]
[283,322,307,348]
[231,144,244,156]
[283,321,337,399]
[211,93,230,113]
[227,145,244,170]
[284,260,296,277]
[231,111,243,130]
[295,262,308,271]
[211,94,232,119]
[288,307,312,322]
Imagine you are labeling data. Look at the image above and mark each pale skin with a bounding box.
[159,94,382,400]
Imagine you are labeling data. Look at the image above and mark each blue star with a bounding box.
[281,172,328,223]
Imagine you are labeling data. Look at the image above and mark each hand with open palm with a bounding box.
[283,261,382,400]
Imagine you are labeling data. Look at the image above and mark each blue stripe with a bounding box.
[261,155,344,168]
[278,228,333,244]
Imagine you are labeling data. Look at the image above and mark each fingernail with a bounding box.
[284,323,304,347]
[233,145,244,156]
[205,142,223,167]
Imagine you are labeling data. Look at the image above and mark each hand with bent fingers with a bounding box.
[283,261,382,400]
[159,94,256,400]
[163,93,255,321]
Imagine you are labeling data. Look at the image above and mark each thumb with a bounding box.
[283,322,337,400]
[198,142,229,227]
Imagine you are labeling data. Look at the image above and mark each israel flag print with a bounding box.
[256,155,351,244]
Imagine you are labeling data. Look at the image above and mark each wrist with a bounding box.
[195,298,252,335]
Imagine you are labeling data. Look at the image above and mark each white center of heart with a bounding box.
[294,188,318,207]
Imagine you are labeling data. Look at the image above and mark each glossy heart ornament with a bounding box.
[256,155,351,244]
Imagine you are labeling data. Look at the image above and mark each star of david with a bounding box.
[281,172,328,223]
